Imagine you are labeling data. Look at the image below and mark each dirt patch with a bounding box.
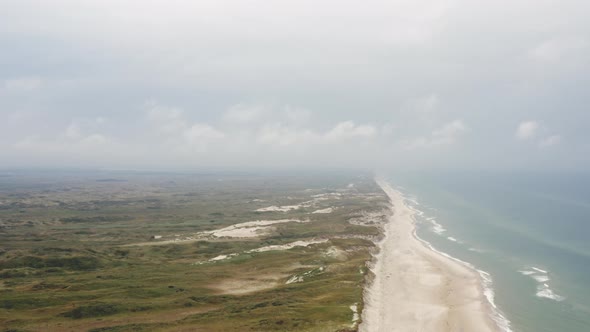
[212,274,285,295]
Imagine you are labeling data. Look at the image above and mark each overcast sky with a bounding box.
[1,0,588,171]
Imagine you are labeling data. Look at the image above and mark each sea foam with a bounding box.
[519,266,565,302]
[430,219,446,234]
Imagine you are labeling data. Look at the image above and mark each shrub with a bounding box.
[61,303,122,319]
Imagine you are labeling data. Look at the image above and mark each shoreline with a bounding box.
[359,179,506,332]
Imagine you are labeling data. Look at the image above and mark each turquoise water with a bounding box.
[387,172,590,332]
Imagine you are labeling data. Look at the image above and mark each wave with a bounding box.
[536,284,566,301]
[532,275,550,283]
[518,270,536,276]
[519,266,565,302]
[430,219,446,234]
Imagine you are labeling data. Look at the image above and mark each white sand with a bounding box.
[205,219,308,238]
[312,207,334,214]
[202,239,329,265]
[350,303,360,328]
[255,205,301,212]
[255,200,316,212]
[209,253,238,262]
[248,239,328,253]
[131,219,311,246]
[285,266,325,284]
[359,180,500,332]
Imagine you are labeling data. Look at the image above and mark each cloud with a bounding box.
[529,37,588,62]
[2,0,589,171]
[516,121,539,140]
[539,135,562,148]
[402,119,469,150]
[324,121,377,141]
[432,120,468,142]
[283,106,311,124]
[64,122,82,139]
[223,104,266,123]
[3,77,42,92]
[404,94,439,114]
[255,120,377,147]
[515,121,562,149]
[256,123,316,146]
[184,124,225,142]
[145,101,226,152]
[146,102,187,135]
[14,132,111,154]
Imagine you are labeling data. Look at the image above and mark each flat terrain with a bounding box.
[0,170,387,332]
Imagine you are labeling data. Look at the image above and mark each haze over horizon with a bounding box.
[1,0,589,171]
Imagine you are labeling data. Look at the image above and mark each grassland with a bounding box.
[0,170,388,332]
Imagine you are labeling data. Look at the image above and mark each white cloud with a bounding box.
[80,134,109,145]
[516,121,539,140]
[3,77,42,92]
[2,0,589,170]
[402,119,468,150]
[529,37,588,62]
[223,104,266,123]
[404,94,439,114]
[14,132,111,153]
[432,120,467,142]
[145,101,226,151]
[539,135,562,148]
[283,106,311,124]
[64,122,82,139]
[324,121,377,141]
[184,124,225,142]
[256,123,316,146]
[254,120,377,147]
[146,101,187,135]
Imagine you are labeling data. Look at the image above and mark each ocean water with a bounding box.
[388,172,590,332]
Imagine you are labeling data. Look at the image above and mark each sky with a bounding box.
[1,0,589,171]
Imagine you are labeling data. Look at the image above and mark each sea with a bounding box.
[386,171,590,332]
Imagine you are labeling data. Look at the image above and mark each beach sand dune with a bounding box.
[359,180,499,332]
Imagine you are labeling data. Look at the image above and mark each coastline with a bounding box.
[359,179,505,332]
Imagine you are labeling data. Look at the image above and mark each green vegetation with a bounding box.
[0,171,386,331]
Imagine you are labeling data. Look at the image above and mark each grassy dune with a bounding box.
[0,171,387,331]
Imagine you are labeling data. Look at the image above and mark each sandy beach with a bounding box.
[359,180,500,332]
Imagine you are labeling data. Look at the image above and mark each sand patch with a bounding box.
[129,219,310,246]
[203,219,308,238]
[324,246,348,261]
[350,303,360,328]
[255,192,345,212]
[256,205,303,212]
[255,200,315,212]
[195,239,330,265]
[312,207,334,214]
[285,266,325,284]
[311,193,342,200]
[348,209,390,227]
[213,276,284,295]
[249,239,329,253]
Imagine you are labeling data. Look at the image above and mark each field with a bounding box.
[0,170,388,332]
